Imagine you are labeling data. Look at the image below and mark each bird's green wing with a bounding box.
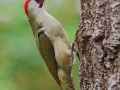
[38,32,61,86]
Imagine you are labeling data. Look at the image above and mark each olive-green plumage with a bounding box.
[38,32,60,86]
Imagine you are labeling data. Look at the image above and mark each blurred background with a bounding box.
[0,0,80,90]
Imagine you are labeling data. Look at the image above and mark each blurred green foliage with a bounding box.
[0,0,80,90]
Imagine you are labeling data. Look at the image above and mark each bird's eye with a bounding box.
[35,0,44,8]
[35,0,41,3]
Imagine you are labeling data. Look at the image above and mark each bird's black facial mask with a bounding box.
[35,0,44,8]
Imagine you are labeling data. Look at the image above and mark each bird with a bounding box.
[24,0,76,90]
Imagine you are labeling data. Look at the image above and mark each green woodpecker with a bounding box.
[24,0,76,90]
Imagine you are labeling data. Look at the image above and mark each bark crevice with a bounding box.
[74,0,120,90]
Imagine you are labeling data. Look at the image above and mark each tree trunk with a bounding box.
[74,0,120,90]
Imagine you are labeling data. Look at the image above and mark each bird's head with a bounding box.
[24,0,45,16]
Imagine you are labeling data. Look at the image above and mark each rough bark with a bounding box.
[74,0,120,90]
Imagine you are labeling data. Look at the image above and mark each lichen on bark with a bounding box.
[74,0,120,90]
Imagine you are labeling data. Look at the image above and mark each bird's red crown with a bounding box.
[24,0,30,16]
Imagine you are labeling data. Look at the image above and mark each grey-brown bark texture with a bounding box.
[74,0,120,90]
